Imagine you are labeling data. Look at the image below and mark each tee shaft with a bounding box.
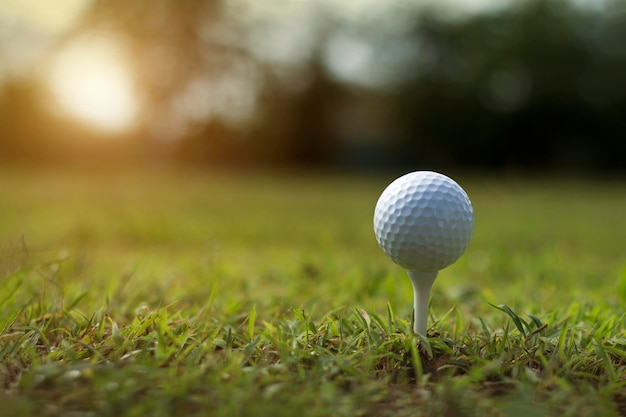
[407,270,438,336]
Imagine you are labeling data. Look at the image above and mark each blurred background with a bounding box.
[1,0,625,173]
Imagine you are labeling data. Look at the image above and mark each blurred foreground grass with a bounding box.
[1,168,625,416]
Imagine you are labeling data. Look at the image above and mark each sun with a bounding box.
[47,33,138,133]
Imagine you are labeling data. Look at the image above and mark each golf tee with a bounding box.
[407,270,438,336]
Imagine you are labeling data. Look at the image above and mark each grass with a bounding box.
[0,167,625,416]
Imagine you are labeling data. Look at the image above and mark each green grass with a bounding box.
[1,168,625,416]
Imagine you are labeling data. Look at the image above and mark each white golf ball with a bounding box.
[374,171,474,272]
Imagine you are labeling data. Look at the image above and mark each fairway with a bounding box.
[1,169,625,416]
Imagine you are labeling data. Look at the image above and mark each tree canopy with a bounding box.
[0,0,624,171]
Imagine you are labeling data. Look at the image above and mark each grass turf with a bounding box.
[0,168,625,416]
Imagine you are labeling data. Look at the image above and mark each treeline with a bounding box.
[1,0,624,171]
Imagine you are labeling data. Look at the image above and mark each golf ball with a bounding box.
[374,171,474,272]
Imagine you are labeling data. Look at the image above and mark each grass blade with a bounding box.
[247,304,257,341]
[490,303,528,336]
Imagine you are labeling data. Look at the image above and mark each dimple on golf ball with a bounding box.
[374,171,474,272]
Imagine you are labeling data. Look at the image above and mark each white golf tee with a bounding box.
[407,270,438,336]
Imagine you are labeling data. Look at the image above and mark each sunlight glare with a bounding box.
[47,33,138,133]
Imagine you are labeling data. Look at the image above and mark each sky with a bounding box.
[0,0,90,75]
[0,0,90,34]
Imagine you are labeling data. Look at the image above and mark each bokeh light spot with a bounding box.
[47,33,138,133]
